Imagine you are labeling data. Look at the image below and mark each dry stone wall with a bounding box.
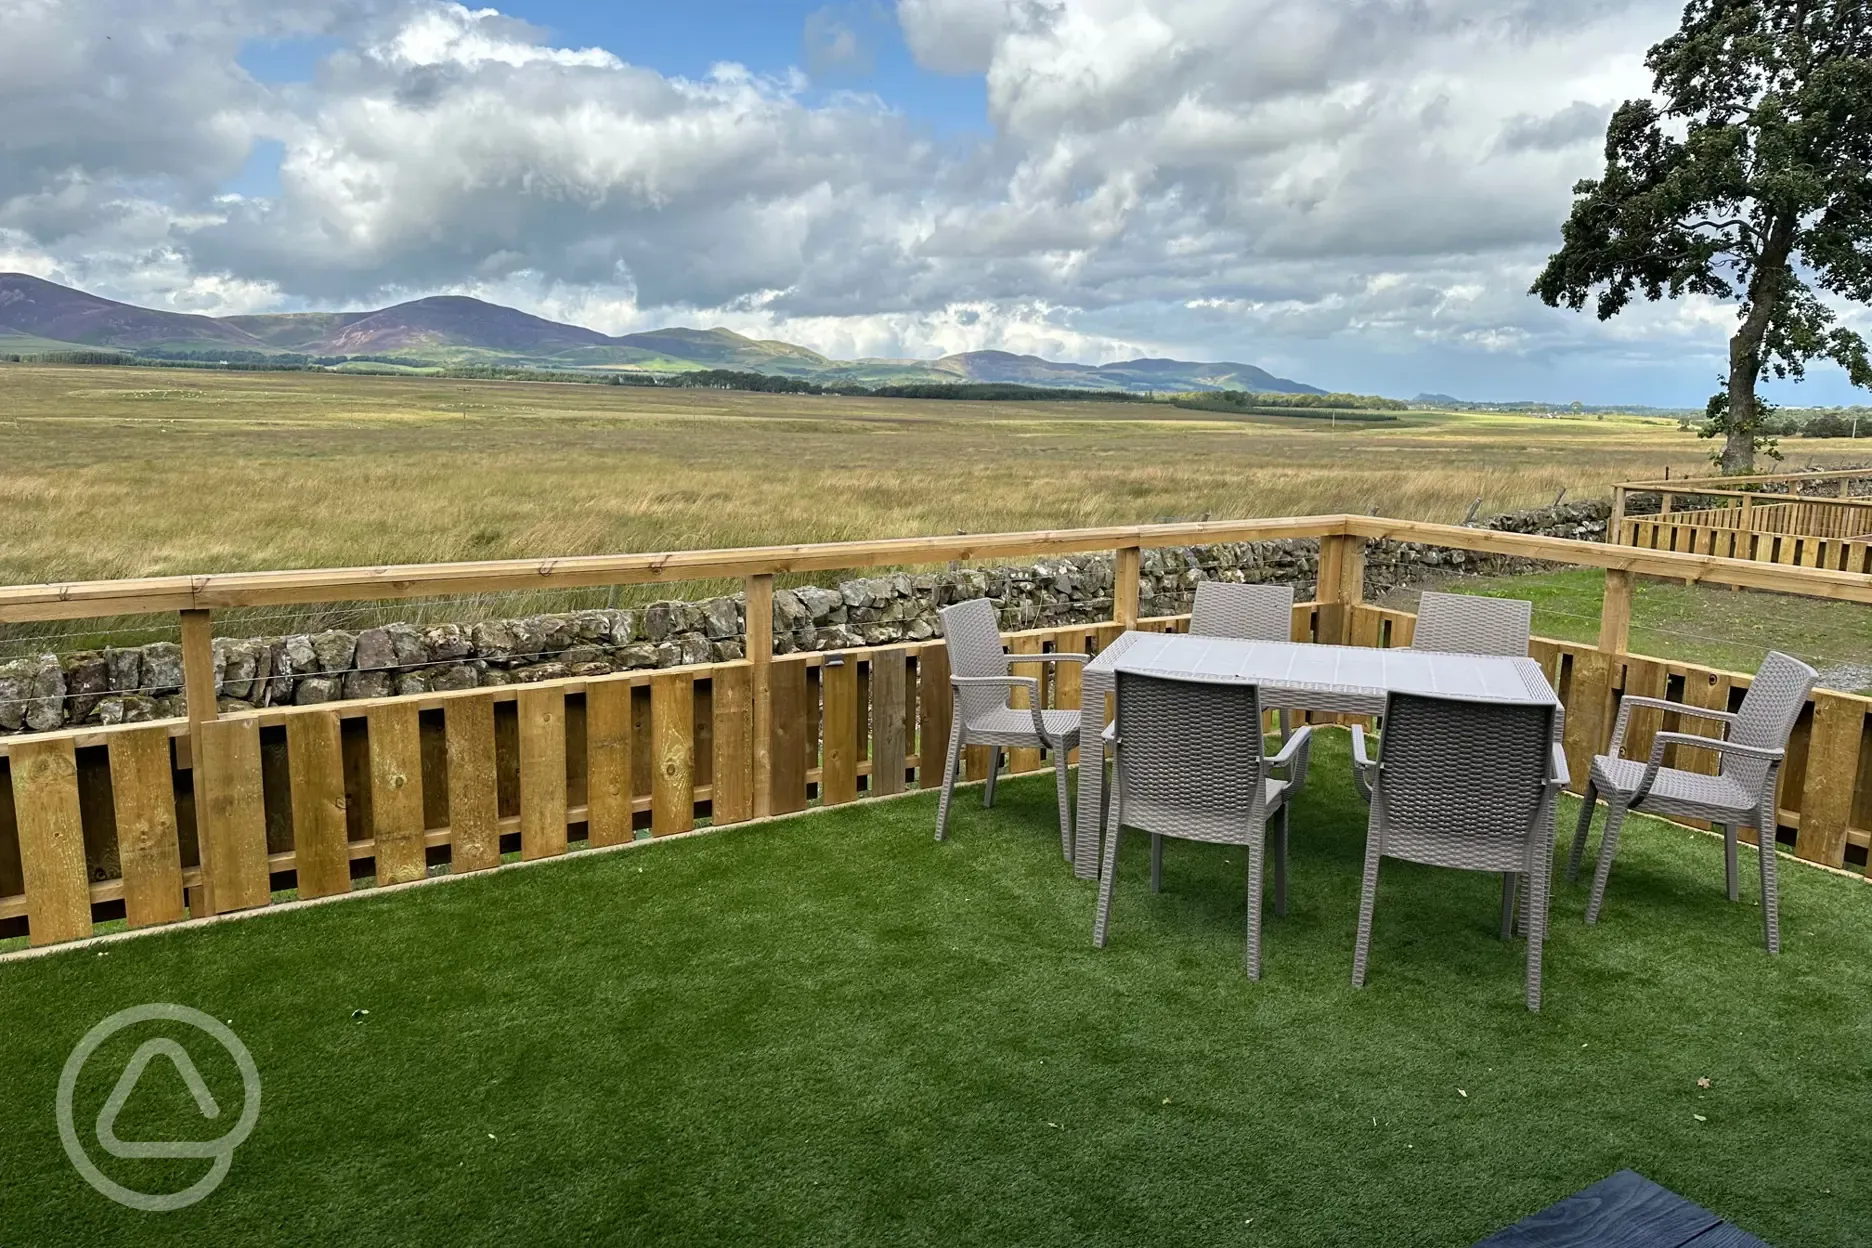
[0,500,1611,735]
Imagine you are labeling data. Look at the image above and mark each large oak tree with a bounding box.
[1532,0,1872,472]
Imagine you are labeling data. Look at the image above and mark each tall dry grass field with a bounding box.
[2,362,1862,646]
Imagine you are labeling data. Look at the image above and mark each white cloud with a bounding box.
[2,0,1865,403]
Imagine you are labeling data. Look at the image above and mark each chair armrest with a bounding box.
[1350,724,1374,771]
[1350,724,1375,802]
[1620,695,1738,725]
[1015,652,1090,666]
[1648,732,1784,763]
[1267,724,1313,791]
[951,675,1038,690]
[1268,724,1312,768]
[1548,743,1570,789]
[1610,695,1734,757]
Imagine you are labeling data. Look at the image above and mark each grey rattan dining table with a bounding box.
[1068,632,1564,879]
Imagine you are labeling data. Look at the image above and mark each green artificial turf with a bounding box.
[2,733,1869,1246]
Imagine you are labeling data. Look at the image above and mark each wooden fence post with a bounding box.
[179,607,217,914]
[1599,568,1633,655]
[1609,485,1627,544]
[746,573,774,818]
[1114,546,1140,628]
[1316,534,1364,645]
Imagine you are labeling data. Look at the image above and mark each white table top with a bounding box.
[1087,633,1559,708]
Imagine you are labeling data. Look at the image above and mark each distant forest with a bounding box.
[1171,390,1404,422]
[1,351,1382,407]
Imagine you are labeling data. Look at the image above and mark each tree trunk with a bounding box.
[1721,218,1796,475]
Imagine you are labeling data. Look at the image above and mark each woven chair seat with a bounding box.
[1589,756,1752,817]
[965,707,1083,747]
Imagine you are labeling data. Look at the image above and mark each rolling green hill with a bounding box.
[0,273,1326,394]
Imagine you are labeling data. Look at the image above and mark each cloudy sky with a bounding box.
[4,0,1867,405]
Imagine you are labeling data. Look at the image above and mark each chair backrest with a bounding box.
[938,598,1013,725]
[1113,671,1265,841]
[1372,693,1555,859]
[1411,591,1532,657]
[1189,581,1294,642]
[1724,651,1818,798]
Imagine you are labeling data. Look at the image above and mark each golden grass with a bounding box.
[1,361,1863,647]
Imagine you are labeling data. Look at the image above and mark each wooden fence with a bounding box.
[3,515,1870,948]
[1613,468,1872,569]
[1622,512,1872,573]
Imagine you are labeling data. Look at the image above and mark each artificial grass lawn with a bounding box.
[2,733,1869,1246]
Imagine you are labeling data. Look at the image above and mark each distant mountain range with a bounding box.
[0,273,1324,395]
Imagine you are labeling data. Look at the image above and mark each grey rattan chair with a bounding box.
[1566,651,1816,953]
[1093,671,1313,979]
[1353,590,1535,804]
[1190,581,1295,641]
[1350,693,1566,1010]
[934,598,1086,855]
[1411,591,1532,657]
[1189,581,1296,742]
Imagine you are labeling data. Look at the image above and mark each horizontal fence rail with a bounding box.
[2,515,1870,948]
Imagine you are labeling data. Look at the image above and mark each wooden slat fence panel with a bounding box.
[917,644,952,796]
[586,679,634,845]
[1798,692,1866,867]
[368,703,427,885]
[869,649,908,797]
[108,727,184,928]
[519,688,569,859]
[10,739,92,945]
[445,695,501,872]
[770,657,810,815]
[820,657,859,805]
[286,711,351,899]
[712,664,755,824]
[197,717,272,914]
[650,673,695,835]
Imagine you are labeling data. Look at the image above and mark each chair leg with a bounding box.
[1499,872,1518,942]
[983,747,1001,807]
[1585,801,1629,925]
[1149,834,1163,893]
[1093,787,1124,948]
[1244,824,1267,981]
[1525,842,1551,1012]
[1053,743,1073,861]
[1273,805,1289,919]
[1756,804,1781,955]
[934,720,965,841]
[1719,824,1738,901]
[1351,823,1382,988]
[1566,781,1598,882]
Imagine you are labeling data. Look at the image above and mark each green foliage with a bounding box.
[1190,389,1408,412]
[1532,0,1872,472]
[1171,391,1401,423]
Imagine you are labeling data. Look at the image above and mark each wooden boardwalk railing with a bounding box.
[3,515,1869,948]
